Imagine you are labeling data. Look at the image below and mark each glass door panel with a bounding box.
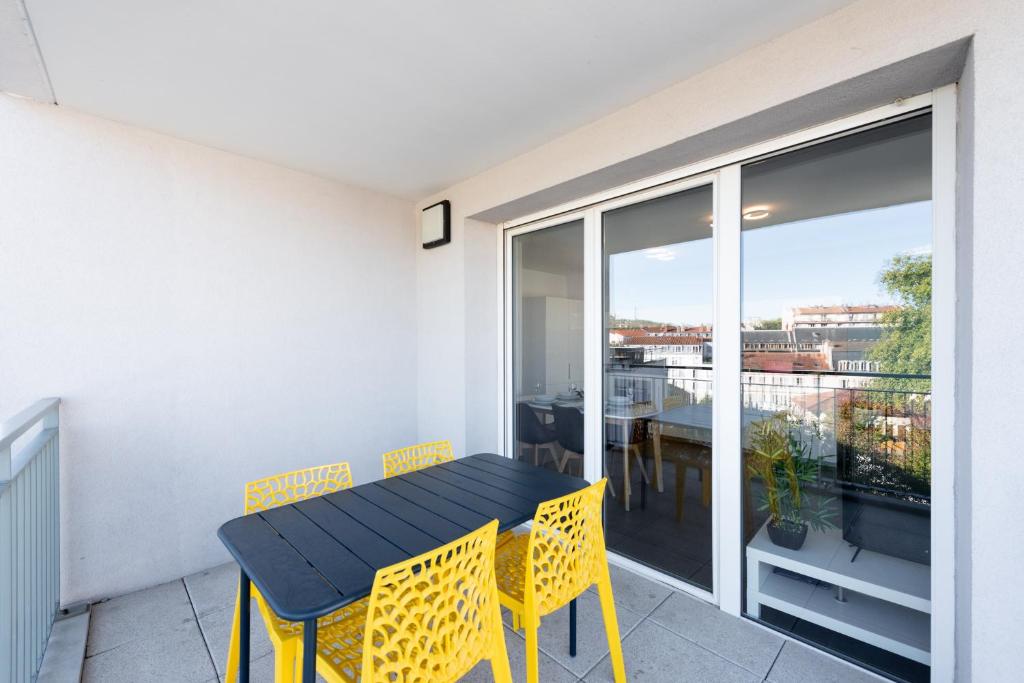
[740,114,932,682]
[602,184,715,591]
[511,219,585,475]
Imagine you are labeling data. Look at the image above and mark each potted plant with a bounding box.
[748,413,836,550]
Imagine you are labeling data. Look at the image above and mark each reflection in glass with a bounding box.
[511,220,585,475]
[602,185,715,591]
[740,115,932,682]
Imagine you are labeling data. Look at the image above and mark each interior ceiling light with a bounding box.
[742,206,772,221]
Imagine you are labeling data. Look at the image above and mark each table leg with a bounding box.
[653,424,664,492]
[238,570,250,683]
[302,618,317,683]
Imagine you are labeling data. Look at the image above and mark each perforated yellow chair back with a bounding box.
[381,439,454,478]
[314,519,512,683]
[525,479,607,617]
[245,461,353,514]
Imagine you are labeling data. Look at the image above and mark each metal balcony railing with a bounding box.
[1,399,61,683]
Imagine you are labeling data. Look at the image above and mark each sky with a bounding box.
[607,201,932,326]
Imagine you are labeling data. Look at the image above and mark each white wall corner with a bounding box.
[0,0,55,103]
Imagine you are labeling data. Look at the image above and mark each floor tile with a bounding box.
[461,626,577,682]
[767,641,881,683]
[588,564,672,617]
[515,589,643,678]
[197,602,275,675]
[86,580,197,657]
[583,620,759,682]
[648,593,783,677]
[83,617,216,683]
[184,562,238,618]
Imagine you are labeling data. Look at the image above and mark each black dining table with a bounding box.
[217,451,588,683]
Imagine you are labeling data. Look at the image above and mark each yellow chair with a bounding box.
[302,519,512,683]
[226,462,355,683]
[381,439,454,478]
[495,479,626,683]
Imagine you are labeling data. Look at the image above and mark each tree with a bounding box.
[859,253,932,484]
[869,253,931,389]
[753,318,782,330]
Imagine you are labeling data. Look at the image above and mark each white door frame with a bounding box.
[498,87,957,682]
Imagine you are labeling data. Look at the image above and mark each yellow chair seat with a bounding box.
[269,596,369,639]
[494,532,531,605]
[307,599,371,683]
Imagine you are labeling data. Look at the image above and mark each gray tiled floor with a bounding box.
[82,561,878,682]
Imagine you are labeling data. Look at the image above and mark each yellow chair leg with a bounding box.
[524,624,540,683]
[226,591,241,683]
[597,574,626,683]
[489,601,513,683]
[275,638,296,683]
[511,609,521,631]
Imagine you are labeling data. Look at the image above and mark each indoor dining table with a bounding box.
[217,452,588,683]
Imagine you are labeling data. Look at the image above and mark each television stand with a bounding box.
[746,521,931,665]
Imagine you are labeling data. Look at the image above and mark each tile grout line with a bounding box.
[181,577,221,679]
[762,640,786,682]
[575,603,656,681]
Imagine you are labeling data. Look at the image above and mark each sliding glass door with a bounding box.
[505,90,952,683]
[601,183,716,591]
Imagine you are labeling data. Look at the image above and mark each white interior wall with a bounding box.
[415,0,1024,679]
[0,95,418,604]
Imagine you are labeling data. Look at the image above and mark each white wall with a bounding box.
[0,95,417,604]
[415,1,1024,679]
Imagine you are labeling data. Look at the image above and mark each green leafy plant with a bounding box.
[747,413,837,532]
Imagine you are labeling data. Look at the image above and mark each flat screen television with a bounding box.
[838,450,931,566]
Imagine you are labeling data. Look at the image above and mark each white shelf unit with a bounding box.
[746,522,931,665]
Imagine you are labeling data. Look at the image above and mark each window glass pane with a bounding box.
[741,115,932,682]
[603,184,715,590]
[512,220,585,475]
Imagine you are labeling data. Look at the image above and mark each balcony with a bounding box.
[3,1,1021,681]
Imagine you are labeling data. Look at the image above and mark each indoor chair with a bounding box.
[516,402,559,467]
[552,403,584,475]
[301,519,512,683]
[381,439,454,478]
[495,479,626,683]
[226,462,355,683]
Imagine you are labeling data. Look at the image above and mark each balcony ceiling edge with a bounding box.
[470,38,970,226]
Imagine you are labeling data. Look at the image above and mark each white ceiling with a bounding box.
[23,0,855,199]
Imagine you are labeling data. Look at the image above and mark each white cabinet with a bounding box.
[520,296,583,395]
[746,521,931,665]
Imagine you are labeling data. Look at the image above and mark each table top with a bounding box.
[217,452,588,622]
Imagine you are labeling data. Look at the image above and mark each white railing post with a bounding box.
[0,398,61,683]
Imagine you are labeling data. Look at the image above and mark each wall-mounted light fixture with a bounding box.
[421,200,451,249]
